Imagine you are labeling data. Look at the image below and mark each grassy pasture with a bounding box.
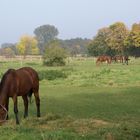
[0,57,140,140]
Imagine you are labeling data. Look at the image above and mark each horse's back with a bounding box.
[17,67,39,82]
[96,55,111,64]
[1,67,39,96]
[16,67,39,91]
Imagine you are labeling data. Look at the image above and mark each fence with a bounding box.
[0,55,42,62]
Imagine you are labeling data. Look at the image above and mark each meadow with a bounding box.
[0,57,140,140]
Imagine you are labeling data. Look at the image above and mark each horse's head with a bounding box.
[0,104,7,123]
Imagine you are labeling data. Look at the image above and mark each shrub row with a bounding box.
[38,70,68,81]
[0,70,68,81]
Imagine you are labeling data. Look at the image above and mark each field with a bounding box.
[0,57,140,140]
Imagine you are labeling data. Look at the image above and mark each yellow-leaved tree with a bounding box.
[16,35,39,58]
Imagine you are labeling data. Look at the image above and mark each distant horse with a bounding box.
[123,55,130,65]
[0,67,40,124]
[113,55,124,63]
[96,55,111,65]
[111,55,130,65]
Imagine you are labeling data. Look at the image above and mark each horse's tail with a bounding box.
[28,92,33,104]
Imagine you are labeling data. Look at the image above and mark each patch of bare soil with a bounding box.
[38,117,112,135]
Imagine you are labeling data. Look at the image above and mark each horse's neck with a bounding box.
[0,89,8,106]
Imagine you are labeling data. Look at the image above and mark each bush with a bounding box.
[43,40,67,66]
[38,70,67,81]
[43,57,65,66]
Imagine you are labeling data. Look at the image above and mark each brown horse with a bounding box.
[96,55,111,65]
[123,55,130,65]
[112,55,124,63]
[0,67,40,124]
[111,55,130,65]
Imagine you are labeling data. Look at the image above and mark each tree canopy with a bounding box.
[125,23,140,48]
[0,21,140,58]
[16,35,39,58]
[107,22,129,53]
[88,22,131,56]
[34,24,59,54]
[43,40,67,66]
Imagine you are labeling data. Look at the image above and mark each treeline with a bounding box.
[0,24,90,58]
[0,22,140,58]
[0,38,90,57]
[88,22,140,57]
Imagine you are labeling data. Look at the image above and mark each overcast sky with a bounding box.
[0,0,140,45]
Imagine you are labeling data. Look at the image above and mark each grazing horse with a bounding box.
[123,55,130,65]
[0,67,40,124]
[111,55,130,65]
[96,55,111,65]
[113,55,124,63]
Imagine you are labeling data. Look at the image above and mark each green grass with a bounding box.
[0,57,140,140]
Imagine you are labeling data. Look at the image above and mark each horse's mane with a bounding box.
[0,69,15,89]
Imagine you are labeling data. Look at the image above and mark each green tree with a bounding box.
[87,22,128,56]
[16,35,39,58]
[62,38,90,56]
[87,27,115,56]
[107,22,129,54]
[43,40,67,66]
[34,24,59,54]
[125,23,140,48]
[124,23,140,56]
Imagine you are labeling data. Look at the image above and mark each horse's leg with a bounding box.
[109,59,111,64]
[108,60,110,64]
[12,95,19,124]
[125,59,128,65]
[106,60,108,65]
[6,97,9,120]
[96,60,99,66]
[28,91,33,104]
[96,61,98,66]
[22,95,28,118]
[108,59,110,64]
[34,91,40,117]
[126,60,128,65]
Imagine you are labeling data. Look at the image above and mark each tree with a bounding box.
[1,43,17,55]
[106,22,129,54]
[60,38,90,56]
[87,27,115,56]
[125,23,140,48]
[43,40,67,66]
[0,47,15,58]
[16,35,39,58]
[124,23,140,57]
[34,24,59,54]
[1,43,15,48]
[87,22,129,56]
